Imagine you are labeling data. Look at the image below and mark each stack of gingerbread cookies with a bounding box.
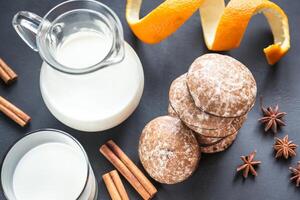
[168,53,257,153]
[139,53,257,185]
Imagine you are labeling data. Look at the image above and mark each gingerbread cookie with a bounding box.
[169,74,233,130]
[200,133,237,153]
[168,104,247,138]
[195,133,225,146]
[139,116,200,184]
[187,53,256,117]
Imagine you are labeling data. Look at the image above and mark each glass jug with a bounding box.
[13,0,144,132]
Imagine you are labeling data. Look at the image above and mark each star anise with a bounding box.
[237,151,261,178]
[259,104,286,133]
[289,161,300,187]
[274,135,298,159]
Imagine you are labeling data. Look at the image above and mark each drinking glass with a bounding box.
[1,129,98,200]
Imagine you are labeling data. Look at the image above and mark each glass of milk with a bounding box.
[12,0,144,131]
[1,129,98,200]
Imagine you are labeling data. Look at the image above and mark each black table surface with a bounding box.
[0,0,299,199]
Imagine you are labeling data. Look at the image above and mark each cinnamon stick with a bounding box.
[0,58,17,84]
[103,172,122,200]
[107,140,157,197]
[100,144,151,200]
[109,170,129,200]
[0,96,30,126]
[102,170,129,200]
[0,104,26,126]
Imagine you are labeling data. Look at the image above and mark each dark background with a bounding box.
[0,0,299,199]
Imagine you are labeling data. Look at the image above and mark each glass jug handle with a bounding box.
[12,11,43,51]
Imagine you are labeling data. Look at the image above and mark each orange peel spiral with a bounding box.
[126,0,290,65]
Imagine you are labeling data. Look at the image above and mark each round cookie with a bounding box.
[187,53,257,118]
[200,133,237,153]
[187,116,242,138]
[196,115,246,145]
[169,73,233,130]
[169,104,233,145]
[168,104,247,138]
[195,133,224,146]
[139,116,200,184]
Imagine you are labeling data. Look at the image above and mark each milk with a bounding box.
[56,31,112,69]
[13,143,87,200]
[40,31,144,131]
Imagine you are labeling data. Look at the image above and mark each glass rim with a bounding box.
[37,0,124,75]
[0,128,91,200]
